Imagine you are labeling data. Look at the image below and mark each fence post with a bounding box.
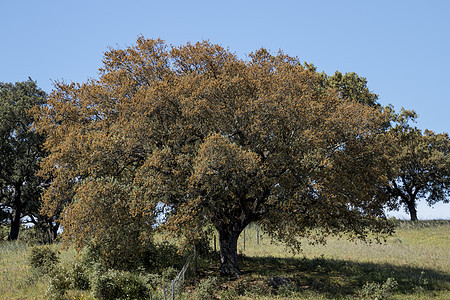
[163,286,167,300]
[172,279,175,300]
[194,243,198,274]
[257,224,259,245]
[182,264,185,281]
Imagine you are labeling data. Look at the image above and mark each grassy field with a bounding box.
[0,241,82,299]
[214,220,450,299]
[0,220,449,299]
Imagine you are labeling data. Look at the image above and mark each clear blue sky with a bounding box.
[1,0,449,219]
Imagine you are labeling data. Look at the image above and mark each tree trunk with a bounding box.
[41,219,60,244]
[8,184,23,241]
[406,200,418,221]
[8,208,21,241]
[218,228,242,277]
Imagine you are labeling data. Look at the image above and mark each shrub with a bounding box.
[360,277,398,299]
[92,269,150,300]
[68,262,90,290]
[144,273,162,290]
[141,241,183,272]
[80,243,104,272]
[267,276,296,296]
[0,224,8,241]
[28,245,60,275]
[45,263,90,299]
[195,276,218,300]
[45,267,70,300]
[81,240,183,273]
[161,266,178,284]
[194,236,213,258]
[219,288,239,300]
[278,281,297,296]
[142,266,178,292]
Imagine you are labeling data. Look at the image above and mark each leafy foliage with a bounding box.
[28,245,60,275]
[92,269,150,300]
[327,71,380,107]
[34,37,396,276]
[45,266,70,300]
[67,262,90,290]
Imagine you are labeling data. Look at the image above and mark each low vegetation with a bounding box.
[0,220,449,299]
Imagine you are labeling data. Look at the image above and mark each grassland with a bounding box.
[0,220,449,299]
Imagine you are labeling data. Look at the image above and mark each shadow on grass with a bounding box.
[238,255,450,298]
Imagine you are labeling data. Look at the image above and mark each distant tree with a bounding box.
[0,79,55,241]
[34,37,396,276]
[385,110,450,221]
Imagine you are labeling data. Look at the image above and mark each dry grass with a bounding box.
[0,242,88,299]
[1,220,449,299]
[192,220,450,299]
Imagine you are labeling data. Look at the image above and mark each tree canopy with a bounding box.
[34,37,397,276]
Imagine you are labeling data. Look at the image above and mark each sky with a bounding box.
[1,0,449,219]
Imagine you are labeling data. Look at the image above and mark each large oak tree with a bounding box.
[34,37,396,276]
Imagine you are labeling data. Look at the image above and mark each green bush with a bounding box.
[141,241,183,272]
[267,276,297,296]
[28,245,60,275]
[360,277,398,299]
[92,269,150,300]
[0,224,8,241]
[278,281,297,296]
[44,263,90,299]
[45,267,70,300]
[81,240,183,273]
[68,262,90,290]
[219,288,239,300]
[80,243,104,271]
[161,266,178,284]
[195,276,218,300]
[144,273,162,290]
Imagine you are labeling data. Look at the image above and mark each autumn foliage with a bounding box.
[34,37,397,276]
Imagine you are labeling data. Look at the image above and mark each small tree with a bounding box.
[34,37,396,277]
[385,110,450,221]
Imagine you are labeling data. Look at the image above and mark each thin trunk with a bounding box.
[218,228,242,277]
[8,184,23,241]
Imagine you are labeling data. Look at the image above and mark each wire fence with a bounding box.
[151,223,264,299]
[150,255,192,300]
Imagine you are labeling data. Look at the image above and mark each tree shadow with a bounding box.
[239,255,450,298]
